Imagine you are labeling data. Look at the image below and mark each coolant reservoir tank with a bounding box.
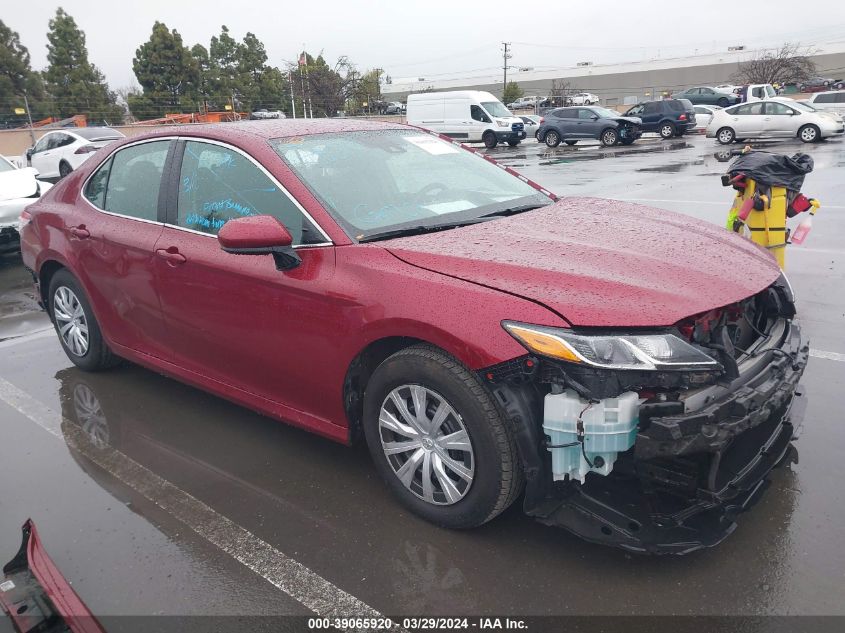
[543,390,640,483]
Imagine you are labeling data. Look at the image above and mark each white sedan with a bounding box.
[693,105,721,130]
[568,92,600,105]
[0,156,52,253]
[519,115,541,138]
[707,99,845,144]
[25,127,124,179]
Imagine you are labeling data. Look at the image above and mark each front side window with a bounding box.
[177,141,320,244]
[104,141,170,221]
[470,105,489,122]
[765,102,795,115]
[577,109,595,120]
[273,130,551,240]
[626,104,644,116]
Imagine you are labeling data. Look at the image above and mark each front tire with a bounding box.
[600,128,618,146]
[716,127,736,144]
[507,140,519,147]
[48,269,120,371]
[482,131,498,149]
[362,345,523,529]
[798,124,820,143]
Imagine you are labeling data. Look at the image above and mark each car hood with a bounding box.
[384,198,781,327]
[0,167,38,201]
[614,116,642,125]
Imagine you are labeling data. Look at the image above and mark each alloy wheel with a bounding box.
[378,384,475,505]
[53,286,89,357]
[800,126,818,142]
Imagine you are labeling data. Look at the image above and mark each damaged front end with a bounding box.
[1,520,104,633]
[483,274,809,554]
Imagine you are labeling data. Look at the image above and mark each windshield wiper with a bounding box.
[478,203,549,219]
[358,219,487,243]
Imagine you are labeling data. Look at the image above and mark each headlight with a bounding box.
[496,120,509,127]
[502,321,720,371]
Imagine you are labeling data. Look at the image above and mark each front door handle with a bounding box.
[155,247,187,265]
[68,225,90,239]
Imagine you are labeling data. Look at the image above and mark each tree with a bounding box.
[43,8,122,123]
[208,25,240,108]
[0,19,51,127]
[132,22,199,117]
[502,81,523,104]
[549,78,572,107]
[733,43,817,86]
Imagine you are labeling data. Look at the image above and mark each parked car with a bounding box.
[803,90,845,116]
[672,86,740,107]
[568,92,600,105]
[519,115,541,138]
[693,105,720,130]
[384,102,404,115]
[707,99,845,144]
[623,99,696,139]
[20,119,808,552]
[250,109,286,120]
[0,155,52,253]
[537,106,641,147]
[407,90,526,148]
[799,77,836,92]
[509,96,542,110]
[25,127,125,179]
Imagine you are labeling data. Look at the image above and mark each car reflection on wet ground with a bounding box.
[1,134,844,620]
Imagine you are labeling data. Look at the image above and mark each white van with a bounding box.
[804,90,845,116]
[406,91,526,148]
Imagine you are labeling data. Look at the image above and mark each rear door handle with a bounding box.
[155,247,187,265]
[68,225,90,239]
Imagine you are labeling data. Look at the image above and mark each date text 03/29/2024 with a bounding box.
[307,617,528,630]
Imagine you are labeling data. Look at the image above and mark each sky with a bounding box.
[6,0,845,90]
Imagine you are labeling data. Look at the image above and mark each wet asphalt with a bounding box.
[0,133,844,622]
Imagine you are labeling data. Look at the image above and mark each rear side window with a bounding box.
[814,93,835,103]
[554,108,576,118]
[176,141,319,245]
[667,100,684,112]
[732,103,763,115]
[84,158,112,208]
[103,141,170,221]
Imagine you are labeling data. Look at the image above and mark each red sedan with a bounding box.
[20,120,808,552]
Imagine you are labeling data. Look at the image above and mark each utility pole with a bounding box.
[23,91,36,145]
[289,71,297,118]
[502,42,512,97]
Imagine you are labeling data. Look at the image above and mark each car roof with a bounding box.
[124,119,411,145]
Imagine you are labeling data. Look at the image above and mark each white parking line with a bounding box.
[810,348,845,363]
[0,377,398,632]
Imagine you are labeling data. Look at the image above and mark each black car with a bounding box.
[624,99,696,139]
[536,106,642,147]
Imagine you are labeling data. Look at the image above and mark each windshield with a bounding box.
[791,101,816,112]
[593,107,620,119]
[481,101,512,118]
[0,158,15,173]
[272,130,551,240]
[765,85,776,98]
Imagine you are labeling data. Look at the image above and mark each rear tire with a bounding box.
[362,344,523,529]
[48,269,120,371]
[717,97,729,107]
[716,127,736,145]
[544,130,561,147]
[659,122,676,139]
[59,161,72,178]
[564,140,577,146]
[600,128,618,146]
[482,131,498,149]
[798,124,820,143]
[507,140,519,147]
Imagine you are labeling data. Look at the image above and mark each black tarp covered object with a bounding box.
[728,151,814,191]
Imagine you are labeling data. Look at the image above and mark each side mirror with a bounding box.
[217,215,301,270]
